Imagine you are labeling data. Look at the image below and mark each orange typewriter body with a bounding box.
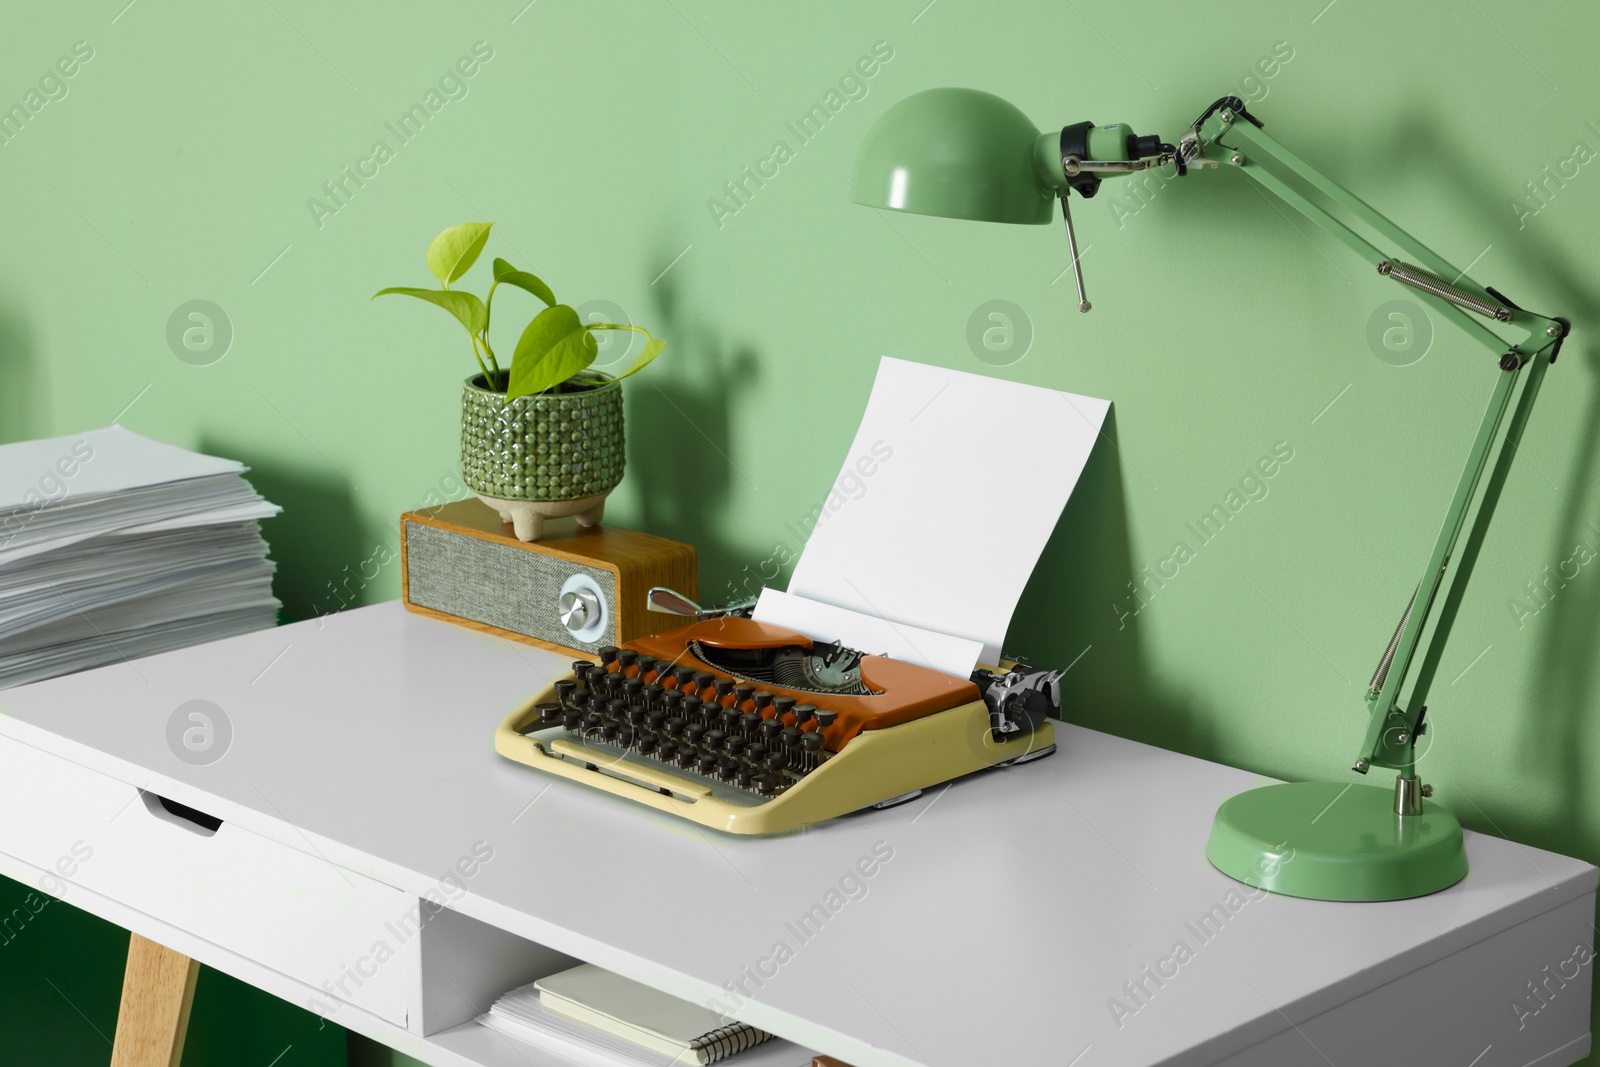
[494,616,1056,835]
[630,616,981,751]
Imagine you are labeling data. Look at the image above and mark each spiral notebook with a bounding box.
[524,963,771,1064]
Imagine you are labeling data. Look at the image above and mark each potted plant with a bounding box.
[375,222,663,541]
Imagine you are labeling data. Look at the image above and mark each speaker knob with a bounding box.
[559,589,600,633]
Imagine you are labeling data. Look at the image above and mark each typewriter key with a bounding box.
[642,682,664,708]
[623,677,643,700]
[704,729,728,752]
[744,742,766,762]
[663,689,684,711]
[535,703,562,726]
[759,718,783,741]
[597,645,619,666]
[562,710,583,731]
[782,726,804,749]
[719,707,740,731]
[753,691,775,715]
[616,648,638,670]
[696,753,718,775]
[801,732,824,769]
[635,654,659,679]
[673,666,696,688]
[733,682,756,708]
[813,708,838,730]
[736,767,756,789]
[717,756,739,780]
[772,696,796,722]
[680,696,704,724]
[646,709,666,731]
[740,712,762,738]
[755,774,779,796]
[766,751,789,772]
[683,723,706,745]
[656,739,677,761]
[793,703,814,726]
[637,732,658,755]
[693,670,715,693]
[713,678,735,703]
[600,723,619,742]
[677,747,698,769]
[554,679,577,703]
[664,717,686,737]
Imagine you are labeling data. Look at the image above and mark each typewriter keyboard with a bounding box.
[523,646,839,798]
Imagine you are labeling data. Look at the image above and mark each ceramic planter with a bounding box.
[459,372,625,540]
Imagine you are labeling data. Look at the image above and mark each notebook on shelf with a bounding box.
[480,963,772,1065]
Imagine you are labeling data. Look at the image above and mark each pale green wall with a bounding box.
[3,1,1599,1064]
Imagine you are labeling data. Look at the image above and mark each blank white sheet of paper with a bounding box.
[759,356,1110,670]
[752,588,984,678]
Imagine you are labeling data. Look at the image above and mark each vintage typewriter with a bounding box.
[494,589,1064,834]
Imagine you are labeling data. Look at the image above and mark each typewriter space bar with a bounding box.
[548,740,712,799]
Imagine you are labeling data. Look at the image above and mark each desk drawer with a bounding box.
[0,735,411,1027]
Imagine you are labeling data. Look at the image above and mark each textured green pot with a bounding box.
[459,373,626,502]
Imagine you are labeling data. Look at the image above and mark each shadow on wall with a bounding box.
[0,295,39,443]
[197,439,366,623]
[1384,112,1600,853]
[1009,411,1197,755]
[625,267,761,604]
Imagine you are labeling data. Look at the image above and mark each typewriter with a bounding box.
[494,590,1063,834]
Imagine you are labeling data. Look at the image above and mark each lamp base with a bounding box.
[1205,781,1467,902]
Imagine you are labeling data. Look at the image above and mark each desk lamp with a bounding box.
[851,88,1569,902]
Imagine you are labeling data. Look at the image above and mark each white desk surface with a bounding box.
[0,602,1592,1067]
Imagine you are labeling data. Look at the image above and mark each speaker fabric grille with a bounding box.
[404,520,615,651]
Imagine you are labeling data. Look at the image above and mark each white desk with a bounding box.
[0,602,1592,1067]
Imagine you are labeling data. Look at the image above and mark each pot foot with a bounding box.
[474,491,613,542]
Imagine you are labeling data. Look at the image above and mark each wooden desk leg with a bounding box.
[111,934,200,1067]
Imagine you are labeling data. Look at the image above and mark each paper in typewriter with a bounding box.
[758,356,1110,674]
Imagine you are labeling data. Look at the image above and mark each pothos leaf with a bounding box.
[506,304,598,401]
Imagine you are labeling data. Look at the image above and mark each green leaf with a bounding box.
[507,305,598,401]
[591,325,665,381]
[426,222,493,285]
[492,257,556,307]
[372,287,487,335]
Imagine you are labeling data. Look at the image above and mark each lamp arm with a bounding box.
[1187,107,1569,787]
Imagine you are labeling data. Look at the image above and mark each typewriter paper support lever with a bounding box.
[647,586,754,621]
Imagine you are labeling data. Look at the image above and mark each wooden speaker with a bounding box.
[400,499,696,658]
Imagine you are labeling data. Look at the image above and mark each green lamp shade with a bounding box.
[851,88,1054,225]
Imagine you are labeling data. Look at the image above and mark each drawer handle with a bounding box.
[139,790,223,836]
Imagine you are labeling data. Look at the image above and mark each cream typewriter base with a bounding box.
[494,687,1056,835]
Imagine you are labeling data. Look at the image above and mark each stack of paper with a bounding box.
[0,426,281,688]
